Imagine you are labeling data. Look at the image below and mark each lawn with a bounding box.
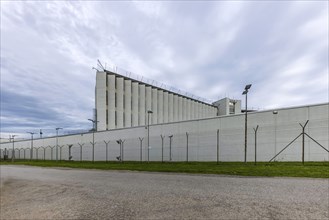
[0,160,328,178]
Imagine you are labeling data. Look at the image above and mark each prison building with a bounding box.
[95,70,219,131]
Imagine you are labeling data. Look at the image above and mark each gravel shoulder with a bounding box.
[1,165,328,219]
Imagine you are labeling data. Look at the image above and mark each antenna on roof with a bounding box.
[92,67,100,71]
[97,59,105,71]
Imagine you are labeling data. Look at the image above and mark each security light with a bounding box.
[245,84,252,90]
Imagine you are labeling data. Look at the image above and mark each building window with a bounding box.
[115,111,117,126]
[229,102,235,114]
[106,91,108,106]
[106,110,108,125]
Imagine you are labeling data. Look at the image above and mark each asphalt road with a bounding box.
[0,165,328,220]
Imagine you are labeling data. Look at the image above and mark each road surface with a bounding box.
[0,165,328,219]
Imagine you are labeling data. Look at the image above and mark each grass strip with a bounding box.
[1,160,328,178]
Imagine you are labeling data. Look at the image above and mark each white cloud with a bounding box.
[0,1,328,134]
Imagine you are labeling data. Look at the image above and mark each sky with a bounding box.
[1,1,328,139]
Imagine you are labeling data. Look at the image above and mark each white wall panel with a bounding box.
[178,96,183,121]
[116,77,124,128]
[139,84,145,126]
[173,95,179,121]
[132,82,139,127]
[158,90,164,124]
[124,80,132,127]
[96,72,106,131]
[152,88,158,125]
[183,98,187,120]
[107,74,116,129]
[145,86,152,124]
[168,93,174,122]
[163,92,169,123]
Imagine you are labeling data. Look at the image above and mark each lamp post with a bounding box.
[147,110,153,163]
[273,111,278,157]
[10,135,17,162]
[55,128,62,162]
[27,132,35,160]
[242,84,252,163]
[88,119,99,162]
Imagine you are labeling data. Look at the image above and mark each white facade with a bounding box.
[1,103,328,162]
[96,71,217,130]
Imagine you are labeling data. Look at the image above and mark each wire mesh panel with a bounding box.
[82,144,93,161]
[71,145,81,161]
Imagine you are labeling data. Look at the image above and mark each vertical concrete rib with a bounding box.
[131,82,139,127]
[182,98,187,121]
[116,77,124,128]
[158,90,164,124]
[145,86,152,124]
[202,104,206,118]
[163,92,169,123]
[139,84,146,126]
[198,103,202,119]
[124,80,132,127]
[173,95,179,121]
[191,101,195,120]
[107,74,116,129]
[168,93,174,122]
[186,99,191,120]
[96,71,106,131]
[152,88,158,125]
[178,96,183,121]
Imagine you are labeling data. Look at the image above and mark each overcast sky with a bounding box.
[1,1,328,139]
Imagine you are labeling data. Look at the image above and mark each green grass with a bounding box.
[1,160,328,178]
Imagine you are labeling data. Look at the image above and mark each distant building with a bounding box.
[95,70,236,131]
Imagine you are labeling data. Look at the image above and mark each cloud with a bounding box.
[1,1,328,137]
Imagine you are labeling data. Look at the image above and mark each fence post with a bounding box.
[68,144,73,160]
[139,138,143,163]
[299,120,309,165]
[42,147,46,160]
[253,125,259,165]
[160,135,164,163]
[60,145,64,161]
[169,135,173,162]
[78,143,84,162]
[217,129,219,165]
[186,132,189,163]
[104,141,110,162]
[122,140,125,163]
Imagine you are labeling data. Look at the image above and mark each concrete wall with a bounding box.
[2,103,328,162]
[96,72,217,130]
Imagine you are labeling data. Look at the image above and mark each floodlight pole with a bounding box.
[245,92,247,163]
[147,110,153,163]
[55,128,62,162]
[88,119,99,163]
[242,84,252,163]
[10,135,17,162]
[273,111,278,155]
[27,132,35,160]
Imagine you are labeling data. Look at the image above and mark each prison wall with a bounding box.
[1,103,328,162]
